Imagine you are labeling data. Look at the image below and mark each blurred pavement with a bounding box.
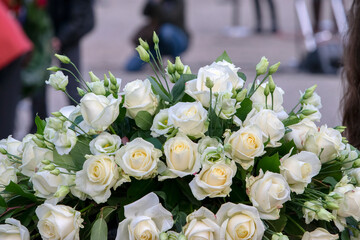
[15,0,350,138]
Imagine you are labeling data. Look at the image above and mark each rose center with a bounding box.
[202,166,227,186]
[301,163,312,178]
[236,225,249,239]
[130,150,150,171]
[40,220,56,238]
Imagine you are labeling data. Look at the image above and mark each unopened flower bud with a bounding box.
[264,84,270,96]
[353,159,360,168]
[175,57,184,73]
[205,77,214,89]
[317,208,335,222]
[54,54,70,64]
[236,89,247,102]
[51,111,62,117]
[77,87,86,97]
[269,62,281,75]
[301,109,317,116]
[159,232,168,240]
[89,71,100,82]
[342,137,348,143]
[224,143,232,152]
[328,192,342,200]
[184,65,192,74]
[334,126,346,133]
[136,46,150,62]
[169,75,175,84]
[167,60,175,74]
[59,116,67,122]
[47,66,60,72]
[272,233,289,240]
[0,148,7,155]
[32,137,47,148]
[53,185,70,198]
[138,38,150,51]
[103,74,109,87]
[108,71,117,86]
[175,71,181,81]
[178,234,186,240]
[256,56,269,75]
[41,159,52,165]
[50,169,60,176]
[303,84,317,99]
[268,75,276,93]
[43,164,56,171]
[35,134,45,140]
[153,31,159,44]
[325,201,339,210]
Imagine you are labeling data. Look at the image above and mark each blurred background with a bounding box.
[11,0,352,138]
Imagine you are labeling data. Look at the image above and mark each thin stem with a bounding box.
[109,125,116,135]
[271,92,274,110]
[63,90,79,105]
[148,50,170,93]
[209,87,213,136]
[287,215,306,233]
[80,203,95,213]
[61,115,91,138]
[6,153,21,160]
[265,95,268,109]
[58,68,88,90]
[248,74,259,96]
[70,62,90,91]
[249,74,270,98]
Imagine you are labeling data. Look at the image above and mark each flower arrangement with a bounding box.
[0,32,359,240]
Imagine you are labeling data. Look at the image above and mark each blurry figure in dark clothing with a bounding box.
[126,0,189,72]
[48,0,95,103]
[254,0,278,33]
[0,1,32,139]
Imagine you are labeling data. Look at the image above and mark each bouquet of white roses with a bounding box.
[0,32,359,240]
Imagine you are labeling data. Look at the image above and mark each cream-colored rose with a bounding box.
[75,154,119,203]
[89,132,121,155]
[115,138,162,179]
[161,134,200,179]
[213,92,237,120]
[36,203,83,240]
[185,61,244,107]
[336,187,360,221]
[250,81,287,120]
[0,162,17,192]
[0,136,22,166]
[246,170,291,220]
[301,104,322,122]
[31,169,69,200]
[20,136,53,177]
[80,92,121,131]
[123,79,159,118]
[244,109,285,147]
[150,109,174,137]
[183,207,220,240]
[216,202,265,240]
[304,125,344,163]
[301,228,338,240]
[284,118,317,150]
[189,160,237,200]
[115,193,173,240]
[45,71,68,91]
[224,125,265,170]
[0,218,30,240]
[280,151,321,194]
[168,102,208,139]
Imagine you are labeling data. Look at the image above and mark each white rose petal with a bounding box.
[89,132,121,155]
[284,118,317,150]
[150,109,174,137]
[45,71,68,91]
[0,218,30,240]
[301,228,338,240]
[302,104,322,122]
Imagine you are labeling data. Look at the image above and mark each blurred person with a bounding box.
[342,0,360,149]
[125,0,190,72]
[0,1,32,138]
[48,0,95,103]
[254,0,278,33]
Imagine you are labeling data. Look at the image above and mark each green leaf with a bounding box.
[4,181,37,202]
[235,98,253,121]
[135,111,153,130]
[0,195,7,208]
[277,139,297,157]
[35,115,46,135]
[237,72,247,81]
[341,229,351,240]
[91,218,108,240]
[53,135,91,171]
[215,51,232,63]
[100,206,116,222]
[256,153,280,174]
[323,176,338,188]
[149,77,171,102]
[282,115,301,127]
[266,214,288,232]
[171,74,196,103]
[145,137,163,150]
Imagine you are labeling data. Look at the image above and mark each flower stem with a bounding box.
[287,215,306,233]
[63,90,79,105]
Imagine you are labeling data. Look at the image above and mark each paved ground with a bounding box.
[14,0,351,138]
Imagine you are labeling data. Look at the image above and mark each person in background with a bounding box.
[48,0,95,103]
[0,1,32,139]
[342,1,360,149]
[125,0,189,72]
[254,0,278,33]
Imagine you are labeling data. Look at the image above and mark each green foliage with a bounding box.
[35,115,46,135]
[4,181,37,203]
[266,214,288,232]
[215,51,232,63]
[149,77,172,102]
[171,74,196,103]
[237,72,247,81]
[235,98,253,121]
[91,218,108,240]
[256,153,281,174]
[135,111,153,130]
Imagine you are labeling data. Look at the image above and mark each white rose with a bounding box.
[123,79,159,118]
[349,168,360,186]
[302,104,322,122]
[244,109,285,147]
[168,102,208,139]
[336,187,360,221]
[45,71,68,91]
[280,151,321,194]
[183,207,220,240]
[20,137,53,177]
[185,61,244,107]
[284,118,317,150]
[304,125,344,163]
[160,134,200,179]
[150,109,174,137]
[75,154,119,203]
[80,92,121,131]
[0,162,17,192]
[250,81,287,120]
[301,91,322,109]
[301,228,338,240]
[224,125,265,170]
[213,92,237,119]
[115,193,173,240]
[0,218,30,240]
[189,160,237,200]
[216,202,265,240]
[36,203,83,240]
[89,132,121,155]
[31,169,69,200]
[67,105,93,134]
[115,138,162,179]
[246,170,291,220]
[0,136,22,166]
